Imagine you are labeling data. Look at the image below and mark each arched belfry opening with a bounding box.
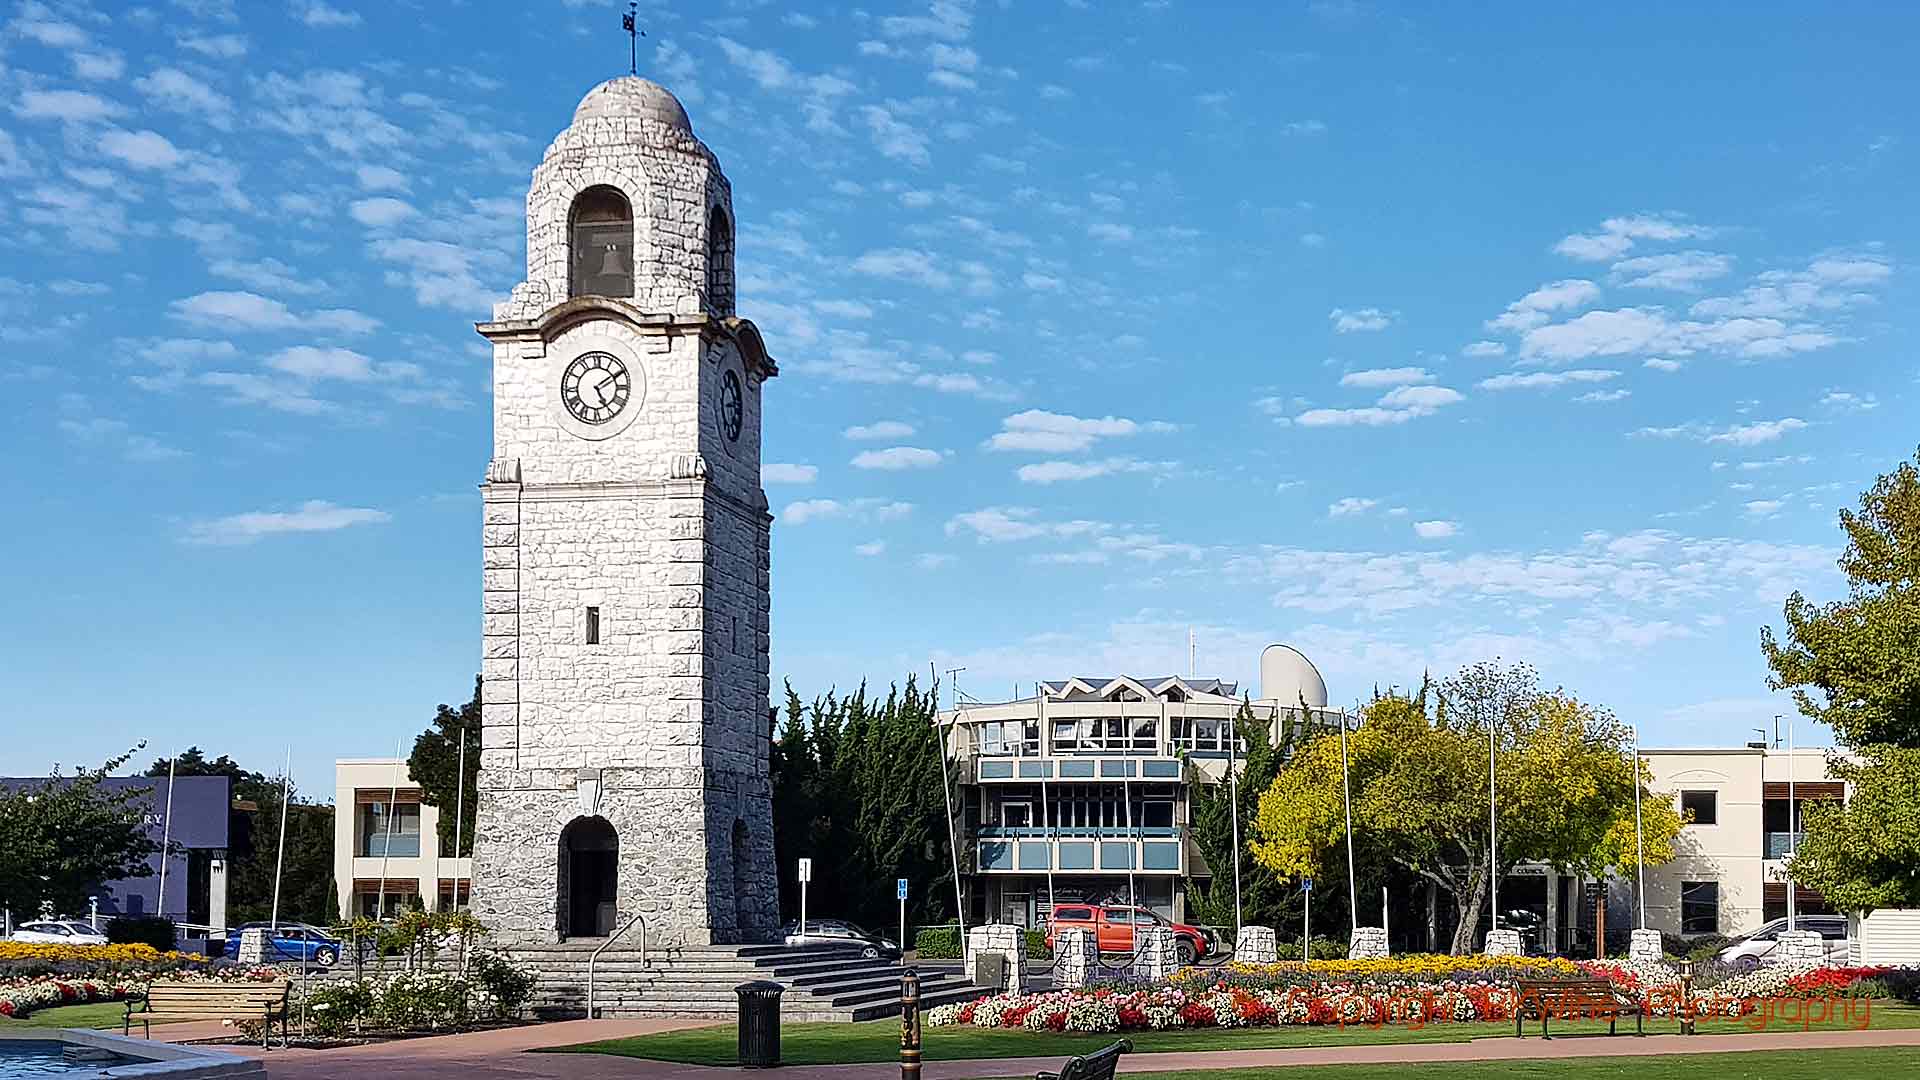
[570,186,634,299]
[706,205,735,315]
[557,816,618,938]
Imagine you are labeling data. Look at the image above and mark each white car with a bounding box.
[1716,915,1850,969]
[10,920,109,946]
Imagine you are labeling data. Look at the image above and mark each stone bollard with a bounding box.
[1348,926,1389,959]
[1484,928,1523,957]
[1629,928,1664,964]
[1237,925,1278,964]
[1051,927,1098,989]
[1772,929,1825,965]
[1131,926,1180,981]
[964,924,1027,992]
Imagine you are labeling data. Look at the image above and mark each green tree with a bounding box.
[1250,663,1683,954]
[1767,449,1920,909]
[1762,448,1920,748]
[1,749,157,917]
[408,677,482,859]
[1182,699,1318,935]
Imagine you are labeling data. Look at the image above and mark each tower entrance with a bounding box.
[559,816,618,938]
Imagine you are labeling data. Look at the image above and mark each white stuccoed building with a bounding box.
[468,76,781,950]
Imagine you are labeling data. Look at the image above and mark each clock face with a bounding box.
[560,351,632,425]
[719,369,743,442]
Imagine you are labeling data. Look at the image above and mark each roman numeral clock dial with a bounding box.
[560,351,632,425]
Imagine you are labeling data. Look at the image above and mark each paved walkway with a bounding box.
[155,1022,1920,1079]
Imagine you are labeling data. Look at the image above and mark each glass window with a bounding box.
[1052,719,1078,751]
[1141,801,1174,829]
[360,801,422,857]
[570,186,634,298]
[1003,801,1032,828]
[1195,719,1221,751]
[1681,881,1719,934]
[1106,717,1126,747]
[1132,716,1157,749]
[980,723,1004,755]
[1053,906,1093,922]
[1681,790,1718,825]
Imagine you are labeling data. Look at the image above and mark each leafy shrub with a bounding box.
[915,926,960,959]
[304,980,375,1036]
[1025,929,1052,960]
[375,971,471,1031]
[1308,936,1347,960]
[106,916,177,952]
[467,950,535,1018]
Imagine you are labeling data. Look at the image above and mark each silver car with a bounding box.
[1716,915,1849,969]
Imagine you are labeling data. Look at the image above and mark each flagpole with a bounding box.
[1228,705,1245,939]
[1632,723,1645,930]
[1037,683,1056,925]
[375,740,402,921]
[270,747,291,930]
[1489,713,1499,936]
[932,663,965,937]
[1787,712,1797,932]
[452,727,468,911]
[1338,709,1357,936]
[155,755,177,918]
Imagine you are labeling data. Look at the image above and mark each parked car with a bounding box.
[221,922,342,967]
[9,920,109,946]
[1046,904,1215,965]
[782,919,901,960]
[1716,915,1849,969]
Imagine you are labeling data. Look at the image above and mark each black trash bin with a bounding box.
[736,980,784,1068]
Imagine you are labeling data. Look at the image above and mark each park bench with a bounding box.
[1036,1037,1132,1080]
[1513,977,1642,1038]
[125,979,291,1047]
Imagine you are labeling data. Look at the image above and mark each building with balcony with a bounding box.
[938,644,1342,928]
[332,759,473,918]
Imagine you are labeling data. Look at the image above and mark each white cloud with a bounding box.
[854,540,886,556]
[1744,499,1785,517]
[851,446,943,470]
[1339,367,1430,388]
[1611,251,1734,290]
[762,463,819,484]
[985,409,1172,453]
[298,1,363,27]
[185,500,389,545]
[1329,306,1395,333]
[1087,222,1133,244]
[1574,388,1631,403]
[14,89,124,123]
[1328,497,1377,518]
[349,197,417,228]
[1413,520,1459,539]
[860,105,930,165]
[1477,369,1619,391]
[1520,307,1840,363]
[169,291,378,335]
[1462,340,1508,358]
[1486,279,1601,332]
[1689,253,1892,319]
[845,420,916,440]
[1556,215,1706,261]
[1820,391,1877,411]
[71,51,124,80]
[1378,385,1464,409]
[813,299,874,319]
[355,165,409,192]
[783,498,915,526]
[945,507,1106,544]
[1706,418,1808,446]
[99,129,184,169]
[1015,458,1163,484]
[1644,357,1683,372]
[133,68,233,128]
[178,33,249,59]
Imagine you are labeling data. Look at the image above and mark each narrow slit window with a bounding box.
[585,606,601,645]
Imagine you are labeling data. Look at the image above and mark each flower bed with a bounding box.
[0,941,212,977]
[1176,953,1580,992]
[0,966,280,1020]
[929,980,1520,1034]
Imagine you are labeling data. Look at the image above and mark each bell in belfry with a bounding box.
[599,241,625,276]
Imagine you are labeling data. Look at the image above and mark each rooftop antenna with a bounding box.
[1188,626,1195,680]
[945,666,967,704]
[622,2,645,76]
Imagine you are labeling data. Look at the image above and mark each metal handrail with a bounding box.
[586,913,649,1020]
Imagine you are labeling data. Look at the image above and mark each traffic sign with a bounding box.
[897,878,909,900]
[1302,877,1313,892]
[798,857,813,883]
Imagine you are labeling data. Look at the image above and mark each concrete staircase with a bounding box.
[504,940,992,1022]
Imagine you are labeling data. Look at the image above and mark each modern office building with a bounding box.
[938,644,1343,927]
[332,759,474,918]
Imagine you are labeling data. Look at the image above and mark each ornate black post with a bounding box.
[1676,958,1696,1035]
[900,968,923,1080]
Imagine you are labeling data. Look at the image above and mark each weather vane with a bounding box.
[622,2,645,76]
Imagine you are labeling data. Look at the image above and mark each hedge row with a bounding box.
[914,926,1052,960]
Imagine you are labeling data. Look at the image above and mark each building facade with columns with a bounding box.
[468,77,780,949]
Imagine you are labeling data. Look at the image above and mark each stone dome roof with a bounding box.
[572,76,692,132]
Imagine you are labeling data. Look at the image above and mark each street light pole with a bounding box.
[1633,723,1645,930]
[1338,709,1357,936]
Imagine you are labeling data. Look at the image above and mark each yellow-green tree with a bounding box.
[1250,662,1684,954]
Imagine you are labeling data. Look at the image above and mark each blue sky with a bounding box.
[2,1,1913,792]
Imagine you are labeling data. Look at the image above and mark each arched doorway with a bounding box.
[558,816,618,938]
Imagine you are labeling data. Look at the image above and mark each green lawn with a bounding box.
[552,1003,1920,1067]
[1053,1047,1920,1080]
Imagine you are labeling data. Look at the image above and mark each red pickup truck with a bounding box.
[1045,903,1213,965]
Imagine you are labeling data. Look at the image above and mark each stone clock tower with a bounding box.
[470,77,779,948]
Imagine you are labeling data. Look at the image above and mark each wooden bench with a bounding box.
[125,980,291,1047]
[1036,1038,1132,1080]
[1513,977,1642,1038]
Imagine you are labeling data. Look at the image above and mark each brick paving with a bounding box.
[145,1019,1920,1079]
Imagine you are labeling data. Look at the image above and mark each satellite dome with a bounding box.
[573,76,693,133]
[1259,644,1329,708]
